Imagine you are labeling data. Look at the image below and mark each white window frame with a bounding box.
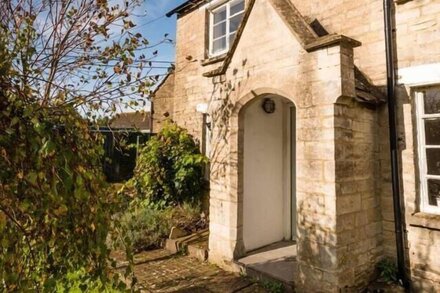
[209,0,244,57]
[415,88,440,215]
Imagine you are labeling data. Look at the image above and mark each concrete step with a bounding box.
[237,241,297,293]
[241,264,295,293]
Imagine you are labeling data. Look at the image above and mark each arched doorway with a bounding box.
[241,95,296,252]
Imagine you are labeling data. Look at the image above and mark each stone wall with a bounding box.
[172,8,212,139]
[166,0,440,291]
[334,97,382,289]
[171,0,376,291]
[152,71,175,132]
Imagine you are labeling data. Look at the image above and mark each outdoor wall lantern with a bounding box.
[262,98,275,114]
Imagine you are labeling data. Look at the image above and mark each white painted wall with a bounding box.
[243,96,293,251]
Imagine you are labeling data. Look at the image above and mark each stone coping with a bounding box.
[304,34,362,52]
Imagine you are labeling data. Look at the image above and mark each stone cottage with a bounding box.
[152,0,440,291]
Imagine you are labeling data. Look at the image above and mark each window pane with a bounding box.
[229,13,243,33]
[230,0,245,16]
[213,7,227,24]
[213,22,226,39]
[212,37,227,54]
[424,88,440,114]
[426,148,440,175]
[425,118,440,145]
[229,32,236,47]
[427,179,440,206]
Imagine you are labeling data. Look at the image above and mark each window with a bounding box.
[209,0,245,56]
[416,87,440,214]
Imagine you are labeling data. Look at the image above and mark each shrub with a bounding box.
[0,0,148,289]
[54,268,126,292]
[0,79,132,290]
[128,122,208,208]
[115,202,205,252]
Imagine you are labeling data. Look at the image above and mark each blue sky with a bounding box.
[133,0,186,70]
[34,0,186,114]
[105,0,187,112]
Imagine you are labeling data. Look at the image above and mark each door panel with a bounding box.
[243,97,292,251]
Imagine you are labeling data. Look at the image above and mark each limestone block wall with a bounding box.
[289,0,440,289]
[170,0,379,291]
[377,105,397,259]
[394,84,440,292]
[173,8,213,140]
[152,71,175,132]
[294,101,339,291]
[334,98,383,289]
[382,1,440,290]
[291,0,440,84]
[392,3,440,290]
[169,0,440,290]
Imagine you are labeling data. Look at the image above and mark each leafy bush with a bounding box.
[54,268,126,293]
[0,98,132,291]
[115,202,205,252]
[128,122,208,208]
[0,0,152,289]
[0,48,131,291]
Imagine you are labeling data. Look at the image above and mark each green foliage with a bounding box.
[0,21,132,292]
[0,95,131,291]
[128,122,208,208]
[261,280,284,293]
[0,0,163,289]
[377,258,398,283]
[115,202,204,252]
[54,268,126,293]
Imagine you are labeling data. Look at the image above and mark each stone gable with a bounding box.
[152,70,175,132]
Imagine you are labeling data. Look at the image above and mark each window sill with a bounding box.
[409,212,440,231]
[201,53,227,66]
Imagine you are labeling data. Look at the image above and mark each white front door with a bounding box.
[243,96,294,251]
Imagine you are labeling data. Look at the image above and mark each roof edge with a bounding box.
[166,0,205,17]
[151,68,175,97]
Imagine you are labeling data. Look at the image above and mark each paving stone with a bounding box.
[116,249,267,292]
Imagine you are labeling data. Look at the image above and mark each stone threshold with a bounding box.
[236,241,297,293]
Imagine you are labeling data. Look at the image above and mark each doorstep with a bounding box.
[236,241,297,293]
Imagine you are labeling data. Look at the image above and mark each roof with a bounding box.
[166,0,205,17]
[202,0,384,105]
[203,0,361,77]
[110,111,151,130]
[168,0,385,105]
